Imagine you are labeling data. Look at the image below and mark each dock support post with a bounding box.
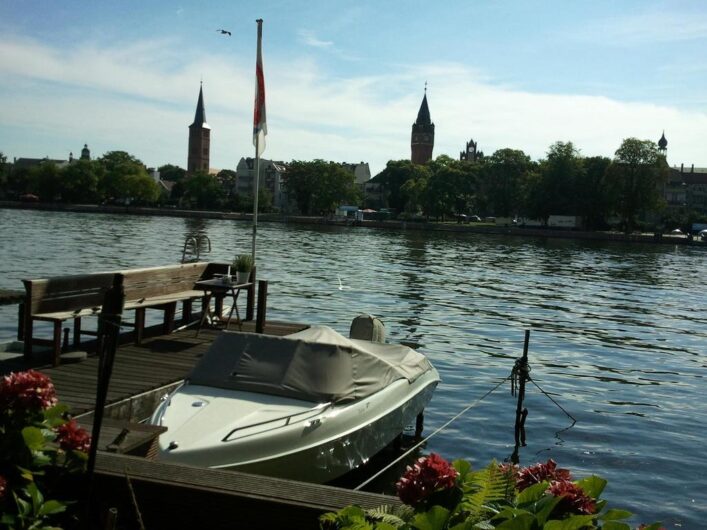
[246,266,257,321]
[511,330,530,463]
[256,280,268,333]
[17,302,24,341]
[85,273,125,527]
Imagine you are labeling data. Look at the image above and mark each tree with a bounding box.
[527,142,584,222]
[577,156,612,229]
[372,160,423,213]
[98,151,149,201]
[60,160,103,203]
[181,172,224,209]
[158,164,187,182]
[286,160,360,215]
[424,156,478,220]
[478,149,533,217]
[607,138,667,232]
[30,162,62,201]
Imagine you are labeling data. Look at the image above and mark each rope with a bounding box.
[528,377,576,423]
[353,374,511,491]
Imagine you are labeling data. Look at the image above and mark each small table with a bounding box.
[194,278,253,336]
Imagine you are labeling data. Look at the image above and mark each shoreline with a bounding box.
[1,200,700,247]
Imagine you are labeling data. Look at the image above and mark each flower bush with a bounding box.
[321,455,664,530]
[0,370,91,529]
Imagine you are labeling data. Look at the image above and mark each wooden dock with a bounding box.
[1,319,401,529]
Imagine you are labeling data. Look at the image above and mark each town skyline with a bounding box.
[1,0,706,176]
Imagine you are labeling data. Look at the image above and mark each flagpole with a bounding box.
[252,137,260,261]
[251,18,265,263]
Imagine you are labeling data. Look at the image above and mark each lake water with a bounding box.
[0,208,705,527]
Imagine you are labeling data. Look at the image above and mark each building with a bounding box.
[411,89,434,164]
[658,132,707,216]
[460,139,483,162]
[187,83,210,174]
[340,162,371,186]
[235,157,288,210]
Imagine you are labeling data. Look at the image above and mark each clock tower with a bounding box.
[411,87,434,164]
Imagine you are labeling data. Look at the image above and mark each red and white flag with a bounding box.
[253,19,266,156]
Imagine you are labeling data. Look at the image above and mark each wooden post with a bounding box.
[17,302,24,341]
[255,280,268,333]
[513,330,530,449]
[246,266,257,321]
[86,273,125,527]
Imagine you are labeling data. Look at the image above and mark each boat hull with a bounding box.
[152,370,439,483]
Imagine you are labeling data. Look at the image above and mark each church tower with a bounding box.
[658,131,668,158]
[188,83,211,174]
[411,87,434,164]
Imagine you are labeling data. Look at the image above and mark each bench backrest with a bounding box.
[120,261,229,301]
[23,273,115,314]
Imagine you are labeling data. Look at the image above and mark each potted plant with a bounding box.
[232,254,254,284]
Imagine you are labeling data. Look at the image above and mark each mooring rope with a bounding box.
[353,374,512,491]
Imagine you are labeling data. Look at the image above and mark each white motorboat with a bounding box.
[149,325,440,483]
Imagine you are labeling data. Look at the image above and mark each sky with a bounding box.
[1,0,706,176]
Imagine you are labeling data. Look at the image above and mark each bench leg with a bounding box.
[73,317,82,348]
[183,299,193,325]
[52,321,62,367]
[163,303,177,334]
[135,308,146,344]
[23,317,34,360]
[17,303,25,341]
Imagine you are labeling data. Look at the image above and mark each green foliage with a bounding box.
[320,458,661,530]
[286,160,361,215]
[478,149,533,217]
[232,254,254,272]
[606,138,667,232]
[61,160,103,203]
[158,163,187,182]
[181,172,225,209]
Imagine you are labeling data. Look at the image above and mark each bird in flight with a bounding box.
[217,29,232,36]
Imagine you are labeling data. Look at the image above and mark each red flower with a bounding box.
[516,459,572,492]
[0,370,57,413]
[396,453,459,506]
[56,419,91,453]
[0,474,6,500]
[547,480,596,516]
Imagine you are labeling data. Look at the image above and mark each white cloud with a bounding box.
[1,35,705,176]
[297,29,334,49]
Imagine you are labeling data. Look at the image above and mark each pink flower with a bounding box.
[516,459,572,492]
[0,370,57,413]
[547,480,596,515]
[0,475,6,500]
[396,453,459,506]
[56,419,91,453]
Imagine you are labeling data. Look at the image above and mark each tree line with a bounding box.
[372,138,670,231]
[0,137,680,231]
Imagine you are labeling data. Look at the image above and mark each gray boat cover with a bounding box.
[188,325,435,403]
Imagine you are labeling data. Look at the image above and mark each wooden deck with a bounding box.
[1,319,308,417]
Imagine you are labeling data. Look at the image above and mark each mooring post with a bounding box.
[85,273,125,527]
[514,330,530,448]
[246,266,257,321]
[255,280,268,333]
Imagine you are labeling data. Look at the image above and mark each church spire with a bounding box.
[191,82,208,128]
[411,86,435,164]
[188,83,211,173]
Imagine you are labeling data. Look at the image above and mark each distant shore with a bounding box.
[1,200,700,247]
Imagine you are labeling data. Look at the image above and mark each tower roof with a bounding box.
[415,92,432,126]
[190,84,210,129]
[658,131,667,149]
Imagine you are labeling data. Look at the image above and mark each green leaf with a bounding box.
[453,459,472,478]
[412,506,451,530]
[39,500,67,516]
[533,494,563,525]
[630,524,663,530]
[542,514,595,530]
[493,513,535,530]
[600,522,631,530]
[14,491,32,517]
[27,481,43,514]
[22,426,46,451]
[575,476,606,499]
[598,509,632,521]
[43,404,69,427]
[516,482,548,505]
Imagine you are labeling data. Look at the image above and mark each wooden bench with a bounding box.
[22,262,232,366]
